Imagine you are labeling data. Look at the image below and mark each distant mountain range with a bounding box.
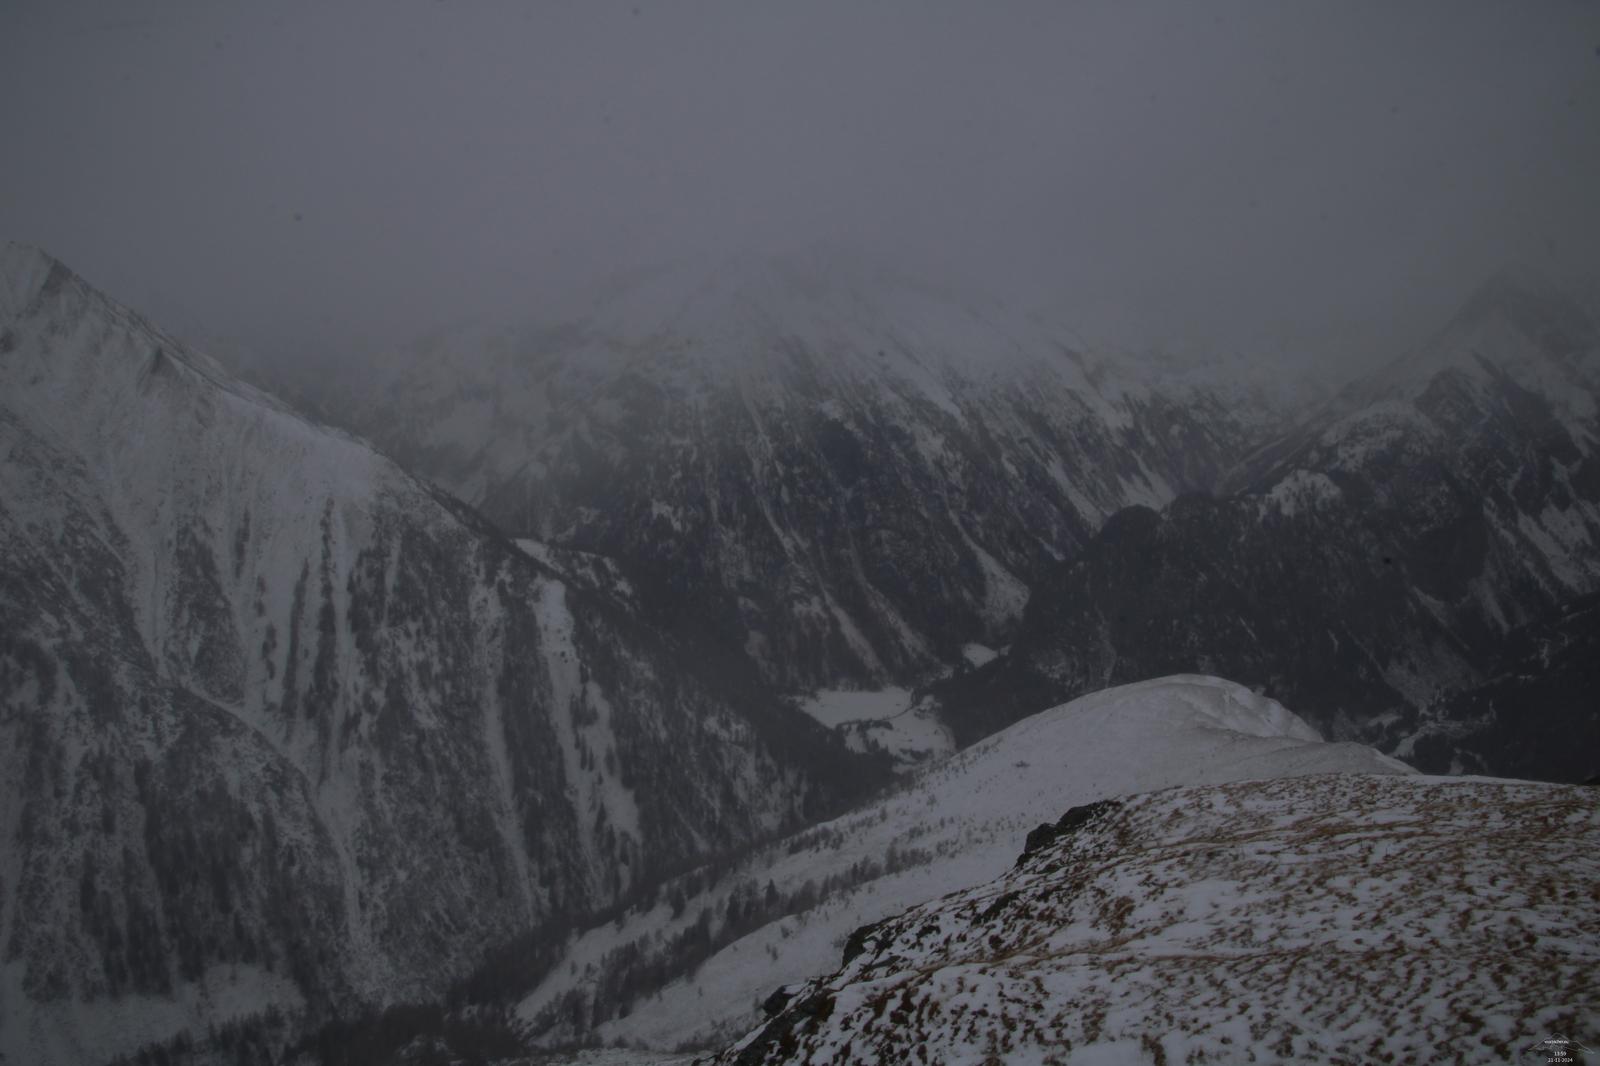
[304,255,1599,781]
[336,252,1306,691]
[930,272,1600,780]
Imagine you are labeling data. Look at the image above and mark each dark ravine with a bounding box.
[1409,591,1600,782]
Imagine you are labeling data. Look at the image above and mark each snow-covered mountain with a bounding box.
[509,676,1410,1053]
[935,274,1600,778]
[341,251,1297,691]
[10,239,1593,1063]
[0,245,880,1066]
[713,772,1599,1065]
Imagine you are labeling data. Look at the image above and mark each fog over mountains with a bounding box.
[4,4,1598,1063]
[334,251,1298,692]
[2,239,1597,1065]
[291,250,1600,776]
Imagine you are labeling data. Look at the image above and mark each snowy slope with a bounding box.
[0,244,873,1066]
[340,251,1290,691]
[514,676,1411,1052]
[715,773,1599,1065]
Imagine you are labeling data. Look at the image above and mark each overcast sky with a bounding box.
[2,1,1597,369]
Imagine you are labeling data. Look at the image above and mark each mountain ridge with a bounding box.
[335,252,1298,692]
[932,271,1600,775]
[0,243,881,1066]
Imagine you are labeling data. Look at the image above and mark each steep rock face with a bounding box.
[0,246,875,1066]
[934,277,1600,773]
[346,254,1287,690]
[713,774,1600,1065]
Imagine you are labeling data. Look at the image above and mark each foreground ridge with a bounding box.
[513,676,1409,1052]
[711,774,1600,1065]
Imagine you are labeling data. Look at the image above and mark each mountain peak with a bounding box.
[566,245,1024,365]
[1355,269,1599,404]
[0,241,73,323]
[0,244,260,420]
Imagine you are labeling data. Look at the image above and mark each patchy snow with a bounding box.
[1325,401,1437,473]
[841,701,956,768]
[818,590,886,677]
[1516,507,1591,593]
[1262,468,1342,517]
[717,773,1600,1065]
[962,526,1031,629]
[534,579,643,868]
